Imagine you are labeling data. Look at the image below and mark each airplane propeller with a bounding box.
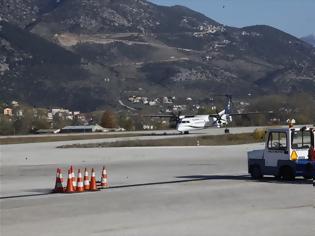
[169,111,182,124]
[209,110,228,127]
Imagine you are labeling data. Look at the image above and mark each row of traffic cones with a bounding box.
[54,166,109,193]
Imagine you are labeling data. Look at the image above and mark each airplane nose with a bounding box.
[177,124,184,132]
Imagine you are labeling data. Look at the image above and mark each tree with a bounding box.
[248,94,315,125]
[118,114,135,131]
[53,115,72,129]
[32,119,50,130]
[100,110,117,128]
[71,115,84,126]
[0,116,14,135]
[13,108,33,134]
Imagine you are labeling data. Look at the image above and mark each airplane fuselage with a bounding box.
[177,115,211,133]
[176,113,230,133]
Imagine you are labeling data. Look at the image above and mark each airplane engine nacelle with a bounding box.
[221,115,228,125]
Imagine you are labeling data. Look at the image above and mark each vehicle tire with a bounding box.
[184,131,189,135]
[250,165,263,179]
[303,175,312,180]
[280,166,295,180]
[303,164,313,179]
[224,128,230,134]
[274,174,281,180]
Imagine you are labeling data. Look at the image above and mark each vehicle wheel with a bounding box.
[303,175,312,180]
[303,164,313,179]
[184,131,189,135]
[224,128,230,134]
[274,174,281,180]
[250,165,263,179]
[281,166,295,180]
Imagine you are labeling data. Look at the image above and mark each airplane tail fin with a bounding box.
[224,95,232,114]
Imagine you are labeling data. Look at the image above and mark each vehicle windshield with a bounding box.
[291,130,312,149]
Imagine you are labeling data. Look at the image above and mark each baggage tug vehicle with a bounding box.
[248,126,315,180]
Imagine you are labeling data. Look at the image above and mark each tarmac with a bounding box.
[1,128,314,236]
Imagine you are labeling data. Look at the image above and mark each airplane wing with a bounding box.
[208,111,273,117]
[227,112,261,116]
[231,111,274,116]
[144,115,174,118]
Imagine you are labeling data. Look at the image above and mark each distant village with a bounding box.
[0,97,215,135]
[1,94,292,136]
[3,101,86,124]
[1,100,100,134]
[127,95,203,112]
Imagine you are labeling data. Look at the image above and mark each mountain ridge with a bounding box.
[0,0,314,111]
[301,34,315,47]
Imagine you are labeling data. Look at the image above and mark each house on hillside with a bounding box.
[3,108,12,116]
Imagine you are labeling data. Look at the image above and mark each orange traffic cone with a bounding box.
[84,168,90,190]
[100,166,109,189]
[90,168,98,191]
[71,166,77,190]
[65,169,75,193]
[76,169,84,192]
[54,168,64,193]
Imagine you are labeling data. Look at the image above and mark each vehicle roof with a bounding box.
[267,126,314,132]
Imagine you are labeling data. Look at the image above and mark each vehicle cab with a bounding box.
[248,126,315,180]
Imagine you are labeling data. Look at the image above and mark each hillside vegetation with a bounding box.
[0,0,314,112]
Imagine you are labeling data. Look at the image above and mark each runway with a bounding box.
[0,126,261,141]
[1,132,314,235]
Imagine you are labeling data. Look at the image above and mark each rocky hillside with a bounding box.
[0,21,118,110]
[0,0,63,28]
[301,34,315,47]
[1,0,315,111]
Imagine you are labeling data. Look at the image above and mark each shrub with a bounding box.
[253,128,267,141]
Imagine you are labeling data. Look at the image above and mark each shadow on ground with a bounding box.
[1,175,313,200]
[176,175,313,185]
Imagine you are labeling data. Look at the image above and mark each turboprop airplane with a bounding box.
[147,95,265,134]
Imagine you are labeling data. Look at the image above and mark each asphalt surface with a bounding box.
[1,129,314,236]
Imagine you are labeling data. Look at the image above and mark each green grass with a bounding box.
[58,132,263,148]
[0,133,146,145]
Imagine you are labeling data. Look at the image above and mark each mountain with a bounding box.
[0,21,118,111]
[301,34,315,47]
[1,0,315,111]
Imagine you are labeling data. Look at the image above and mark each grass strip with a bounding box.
[58,132,264,148]
[0,133,146,145]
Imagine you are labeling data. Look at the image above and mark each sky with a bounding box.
[149,0,314,38]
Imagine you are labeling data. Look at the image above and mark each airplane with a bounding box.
[147,95,266,134]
